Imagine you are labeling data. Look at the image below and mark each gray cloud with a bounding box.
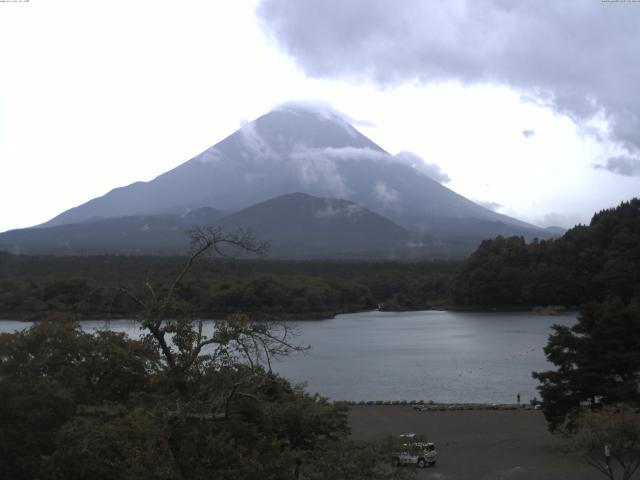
[394,151,451,183]
[594,155,640,177]
[258,0,640,175]
[521,129,535,139]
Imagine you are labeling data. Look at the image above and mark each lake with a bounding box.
[1,310,576,403]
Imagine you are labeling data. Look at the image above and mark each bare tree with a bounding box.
[572,406,640,480]
[119,226,306,415]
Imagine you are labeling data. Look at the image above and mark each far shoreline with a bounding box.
[0,304,578,323]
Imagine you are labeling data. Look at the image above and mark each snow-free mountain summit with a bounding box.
[0,106,552,257]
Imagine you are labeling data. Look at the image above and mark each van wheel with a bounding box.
[417,459,426,468]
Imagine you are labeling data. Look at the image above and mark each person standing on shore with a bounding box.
[517,392,521,405]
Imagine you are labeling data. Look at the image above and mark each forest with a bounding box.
[0,253,455,321]
[452,198,640,308]
[2,199,640,320]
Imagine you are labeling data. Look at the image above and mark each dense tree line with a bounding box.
[0,254,456,320]
[453,199,640,308]
[447,199,640,451]
[531,298,640,479]
[521,200,640,478]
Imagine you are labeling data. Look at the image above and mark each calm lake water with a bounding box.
[1,310,576,403]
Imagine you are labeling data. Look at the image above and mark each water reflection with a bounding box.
[1,310,575,403]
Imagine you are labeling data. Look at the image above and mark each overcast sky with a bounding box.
[1,0,639,233]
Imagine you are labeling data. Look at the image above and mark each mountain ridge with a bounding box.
[0,193,417,257]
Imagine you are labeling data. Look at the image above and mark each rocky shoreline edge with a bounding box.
[339,400,540,411]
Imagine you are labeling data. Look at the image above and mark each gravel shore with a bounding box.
[348,406,601,480]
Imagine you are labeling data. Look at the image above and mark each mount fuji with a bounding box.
[0,105,551,257]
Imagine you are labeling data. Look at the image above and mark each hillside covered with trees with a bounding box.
[452,198,640,308]
[511,200,640,460]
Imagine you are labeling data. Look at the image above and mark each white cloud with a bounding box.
[374,181,398,205]
[275,99,358,137]
[196,147,222,165]
[394,151,451,183]
[293,146,387,162]
[239,119,274,159]
[314,203,362,219]
[289,148,348,197]
[475,200,503,212]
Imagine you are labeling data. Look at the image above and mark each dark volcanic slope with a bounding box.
[0,208,226,255]
[0,194,413,257]
[218,192,411,257]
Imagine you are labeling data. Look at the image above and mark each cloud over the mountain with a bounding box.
[289,148,348,197]
[475,200,503,212]
[394,151,451,184]
[374,181,398,206]
[239,120,274,160]
[196,147,222,165]
[292,146,387,163]
[258,0,640,175]
[275,100,364,134]
[314,203,362,219]
[288,146,452,196]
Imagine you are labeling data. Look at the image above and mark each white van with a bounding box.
[391,433,437,468]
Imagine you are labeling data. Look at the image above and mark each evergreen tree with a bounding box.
[533,299,640,431]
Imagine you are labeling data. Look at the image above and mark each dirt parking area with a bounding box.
[349,406,602,480]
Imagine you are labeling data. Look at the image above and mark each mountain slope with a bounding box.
[40,106,547,242]
[217,192,411,257]
[0,194,414,257]
[42,108,385,228]
[0,208,226,255]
